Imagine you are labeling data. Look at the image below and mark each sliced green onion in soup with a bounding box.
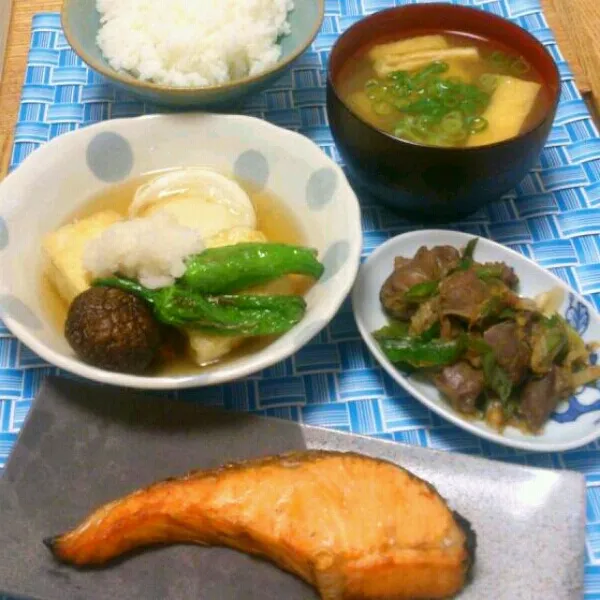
[440,111,464,135]
[393,115,414,136]
[389,71,409,82]
[444,129,469,143]
[392,83,410,97]
[402,97,436,114]
[393,98,410,110]
[366,83,389,101]
[442,95,460,109]
[511,57,531,75]
[430,105,448,119]
[430,61,449,74]
[460,84,479,98]
[413,62,445,82]
[433,136,454,147]
[434,80,452,96]
[373,101,393,116]
[367,88,384,101]
[490,50,509,65]
[468,116,488,134]
[459,99,478,116]
[416,114,435,133]
[479,73,498,93]
[408,126,430,143]
[426,82,441,97]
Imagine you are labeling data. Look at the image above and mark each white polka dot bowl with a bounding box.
[0,113,362,389]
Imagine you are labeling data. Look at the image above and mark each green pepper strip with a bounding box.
[379,336,466,368]
[457,237,478,270]
[94,277,306,336]
[482,352,512,403]
[468,336,513,402]
[373,320,440,343]
[373,321,410,341]
[181,243,325,294]
[404,280,439,302]
[497,308,517,320]
[419,321,441,342]
[474,264,506,280]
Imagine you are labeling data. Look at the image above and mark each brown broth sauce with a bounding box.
[337,31,551,144]
[41,171,311,376]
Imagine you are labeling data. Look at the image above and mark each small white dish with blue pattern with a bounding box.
[354,229,600,452]
[0,113,362,390]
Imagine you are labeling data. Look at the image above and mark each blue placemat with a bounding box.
[2,1,600,596]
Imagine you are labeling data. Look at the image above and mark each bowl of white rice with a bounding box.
[61,0,324,107]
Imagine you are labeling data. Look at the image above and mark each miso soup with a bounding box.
[337,32,551,148]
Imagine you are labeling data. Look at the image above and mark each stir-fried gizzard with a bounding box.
[375,239,600,433]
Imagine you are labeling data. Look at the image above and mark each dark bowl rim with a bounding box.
[326,3,561,153]
[61,0,325,95]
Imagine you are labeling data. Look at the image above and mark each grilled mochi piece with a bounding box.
[45,451,476,600]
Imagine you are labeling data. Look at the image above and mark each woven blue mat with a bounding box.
[1,1,600,596]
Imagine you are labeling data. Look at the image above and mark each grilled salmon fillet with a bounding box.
[45,451,476,599]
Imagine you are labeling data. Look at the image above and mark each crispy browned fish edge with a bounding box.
[43,450,477,580]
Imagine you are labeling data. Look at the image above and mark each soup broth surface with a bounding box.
[41,172,310,375]
[337,31,551,147]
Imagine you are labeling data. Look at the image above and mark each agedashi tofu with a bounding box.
[467,75,541,147]
[42,210,122,304]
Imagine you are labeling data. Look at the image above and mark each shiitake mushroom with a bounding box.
[65,287,161,374]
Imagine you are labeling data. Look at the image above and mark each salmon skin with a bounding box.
[45,450,476,599]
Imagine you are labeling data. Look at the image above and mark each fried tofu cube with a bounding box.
[42,211,122,304]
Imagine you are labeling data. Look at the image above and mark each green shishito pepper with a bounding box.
[474,264,506,281]
[482,352,512,402]
[468,336,512,402]
[180,243,325,294]
[457,237,478,270]
[404,280,439,302]
[379,337,466,368]
[93,277,306,336]
[373,321,410,341]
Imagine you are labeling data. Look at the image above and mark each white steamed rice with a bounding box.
[83,212,205,289]
[96,0,295,88]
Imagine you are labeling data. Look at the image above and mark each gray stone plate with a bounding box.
[0,376,586,600]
